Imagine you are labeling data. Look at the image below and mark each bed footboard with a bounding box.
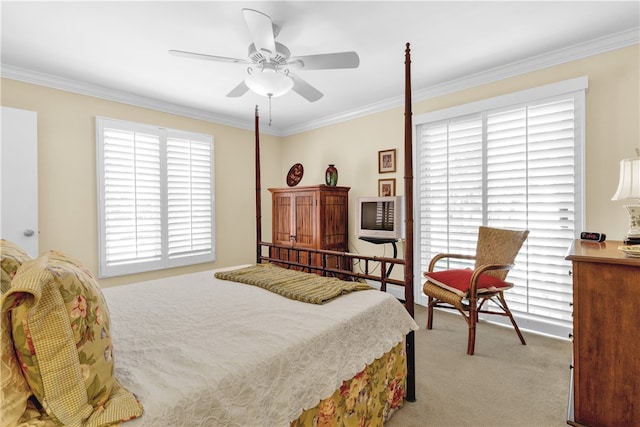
[258,242,406,296]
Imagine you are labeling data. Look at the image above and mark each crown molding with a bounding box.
[0,65,275,134]
[281,27,639,136]
[2,28,638,138]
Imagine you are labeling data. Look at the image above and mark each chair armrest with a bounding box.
[468,263,514,297]
[427,253,476,272]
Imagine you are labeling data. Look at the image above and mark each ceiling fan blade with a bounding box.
[242,8,277,58]
[169,49,249,64]
[288,51,360,70]
[289,74,323,102]
[226,80,250,97]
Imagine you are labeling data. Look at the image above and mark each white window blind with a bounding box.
[415,78,586,338]
[167,135,214,258]
[97,118,215,278]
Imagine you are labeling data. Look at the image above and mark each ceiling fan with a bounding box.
[169,8,360,102]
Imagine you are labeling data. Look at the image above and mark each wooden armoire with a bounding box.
[268,185,350,273]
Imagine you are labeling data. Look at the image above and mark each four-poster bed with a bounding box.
[254,43,416,401]
[0,44,418,427]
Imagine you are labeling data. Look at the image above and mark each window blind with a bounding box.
[101,127,162,266]
[415,80,585,338]
[97,118,215,278]
[167,135,214,258]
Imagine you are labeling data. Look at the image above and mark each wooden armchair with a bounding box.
[423,226,529,355]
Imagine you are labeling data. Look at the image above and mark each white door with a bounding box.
[1,106,38,257]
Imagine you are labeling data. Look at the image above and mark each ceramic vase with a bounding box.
[325,164,338,186]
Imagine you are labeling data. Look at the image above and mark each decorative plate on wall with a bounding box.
[286,163,304,187]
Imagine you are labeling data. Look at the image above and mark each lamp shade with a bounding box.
[611,158,640,201]
[245,68,293,98]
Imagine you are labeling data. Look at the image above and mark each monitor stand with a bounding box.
[358,237,398,276]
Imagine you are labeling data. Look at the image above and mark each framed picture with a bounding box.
[378,178,396,197]
[378,149,396,173]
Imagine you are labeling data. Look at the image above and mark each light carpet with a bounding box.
[388,305,572,427]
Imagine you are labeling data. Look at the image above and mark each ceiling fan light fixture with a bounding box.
[245,66,293,97]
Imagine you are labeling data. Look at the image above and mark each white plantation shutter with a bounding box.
[97,118,215,277]
[101,127,162,267]
[415,78,586,338]
[418,115,485,258]
[167,135,213,259]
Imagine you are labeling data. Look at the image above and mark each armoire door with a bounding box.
[292,191,316,249]
[272,192,292,245]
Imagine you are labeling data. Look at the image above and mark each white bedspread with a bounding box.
[103,266,418,427]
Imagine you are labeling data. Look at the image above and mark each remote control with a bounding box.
[580,231,606,242]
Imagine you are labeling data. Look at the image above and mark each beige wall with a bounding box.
[284,45,640,257]
[1,44,638,286]
[280,108,408,261]
[1,79,280,287]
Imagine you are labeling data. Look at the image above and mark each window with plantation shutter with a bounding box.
[97,118,215,278]
[167,135,214,258]
[415,78,586,338]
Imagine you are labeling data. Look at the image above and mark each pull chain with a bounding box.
[268,94,273,126]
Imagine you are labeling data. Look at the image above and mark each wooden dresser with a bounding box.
[269,185,350,273]
[566,240,640,426]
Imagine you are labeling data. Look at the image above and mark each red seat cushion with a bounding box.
[424,268,512,297]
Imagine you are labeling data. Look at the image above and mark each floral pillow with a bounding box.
[0,239,33,425]
[1,250,143,426]
[1,303,33,425]
[1,239,32,294]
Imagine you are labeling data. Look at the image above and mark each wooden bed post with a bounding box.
[403,45,415,316]
[255,106,262,264]
[404,42,416,403]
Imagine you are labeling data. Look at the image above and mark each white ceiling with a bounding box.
[1,1,639,136]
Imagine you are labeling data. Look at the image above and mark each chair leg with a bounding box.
[467,319,476,355]
[467,303,477,355]
[426,296,434,330]
[497,293,526,345]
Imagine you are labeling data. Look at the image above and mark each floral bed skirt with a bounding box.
[291,340,407,427]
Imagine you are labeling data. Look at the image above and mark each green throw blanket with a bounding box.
[214,264,372,304]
